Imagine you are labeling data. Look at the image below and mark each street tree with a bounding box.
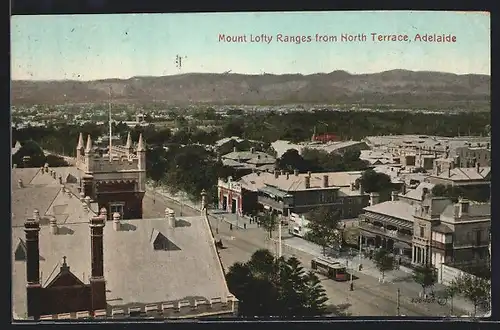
[373,249,395,283]
[306,207,342,256]
[260,212,279,238]
[448,274,491,316]
[302,271,329,316]
[225,249,329,317]
[445,284,460,316]
[412,264,438,296]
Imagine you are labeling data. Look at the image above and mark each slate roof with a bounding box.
[429,167,491,182]
[239,171,363,192]
[12,167,91,228]
[440,203,491,219]
[402,182,436,201]
[12,215,230,318]
[363,201,416,222]
[12,166,231,319]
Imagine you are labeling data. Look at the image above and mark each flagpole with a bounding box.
[108,86,113,161]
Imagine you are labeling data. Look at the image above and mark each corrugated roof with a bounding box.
[363,201,415,222]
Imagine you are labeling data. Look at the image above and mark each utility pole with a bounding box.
[278,214,282,258]
[396,288,401,316]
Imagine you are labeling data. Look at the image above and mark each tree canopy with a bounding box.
[357,169,394,201]
[305,207,342,256]
[225,249,328,317]
[448,273,490,316]
[259,212,279,238]
[373,249,395,282]
[412,264,438,295]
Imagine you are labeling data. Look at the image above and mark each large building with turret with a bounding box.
[11,133,237,320]
[75,132,146,219]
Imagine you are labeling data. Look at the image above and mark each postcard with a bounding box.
[11,10,491,321]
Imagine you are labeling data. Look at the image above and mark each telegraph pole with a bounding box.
[396,288,401,316]
[278,214,282,258]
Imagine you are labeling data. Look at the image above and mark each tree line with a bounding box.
[226,249,329,317]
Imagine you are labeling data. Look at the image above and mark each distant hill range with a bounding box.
[11,70,490,107]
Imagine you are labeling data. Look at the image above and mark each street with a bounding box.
[144,189,470,317]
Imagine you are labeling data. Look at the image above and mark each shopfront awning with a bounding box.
[394,241,411,250]
[258,185,291,198]
[360,232,376,239]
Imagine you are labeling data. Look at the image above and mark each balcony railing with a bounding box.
[258,196,287,210]
[358,221,413,243]
[430,240,451,250]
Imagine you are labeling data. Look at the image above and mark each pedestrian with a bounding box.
[230,223,233,231]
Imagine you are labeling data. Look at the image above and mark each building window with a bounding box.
[475,230,481,246]
[419,226,425,238]
[110,202,125,218]
[348,208,352,217]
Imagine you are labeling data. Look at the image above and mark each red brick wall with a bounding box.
[40,286,92,315]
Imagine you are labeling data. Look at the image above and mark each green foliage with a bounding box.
[259,213,279,238]
[306,207,342,256]
[373,249,395,280]
[448,273,491,316]
[357,169,394,201]
[226,249,328,317]
[301,148,368,172]
[12,140,69,168]
[412,265,438,294]
[277,149,309,172]
[431,184,490,203]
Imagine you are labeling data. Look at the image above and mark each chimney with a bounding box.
[165,208,176,228]
[391,191,398,201]
[369,192,379,206]
[401,184,406,195]
[323,175,329,188]
[49,216,58,235]
[18,179,23,188]
[476,162,480,173]
[421,187,429,201]
[304,176,310,189]
[44,163,49,173]
[33,209,41,222]
[58,175,63,184]
[112,212,121,231]
[250,147,255,153]
[24,217,41,319]
[274,171,279,179]
[294,169,299,176]
[233,146,237,153]
[89,216,106,313]
[458,198,470,218]
[286,173,290,180]
[281,170,285,175]
[85,196,92,206]
[307,171,312,177]
[77,186,82,194]
[359,182,364,194]
[99,207,108,221]
[79,192,85,203]
[448,168,451,177]
[52,171,56,179]
[350,182,355,191]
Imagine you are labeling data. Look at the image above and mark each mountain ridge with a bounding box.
[11,70,490,106]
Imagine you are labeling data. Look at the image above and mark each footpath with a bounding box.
[148,184,480,316]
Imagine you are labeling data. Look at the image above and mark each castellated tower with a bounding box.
[75,132,146,220]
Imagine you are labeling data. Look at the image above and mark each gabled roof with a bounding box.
[14,238,27,261]
[430,167,491,181]
[150,229,181,251]
[45,260,87,289]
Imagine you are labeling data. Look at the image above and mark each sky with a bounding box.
[11,11,490,81]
